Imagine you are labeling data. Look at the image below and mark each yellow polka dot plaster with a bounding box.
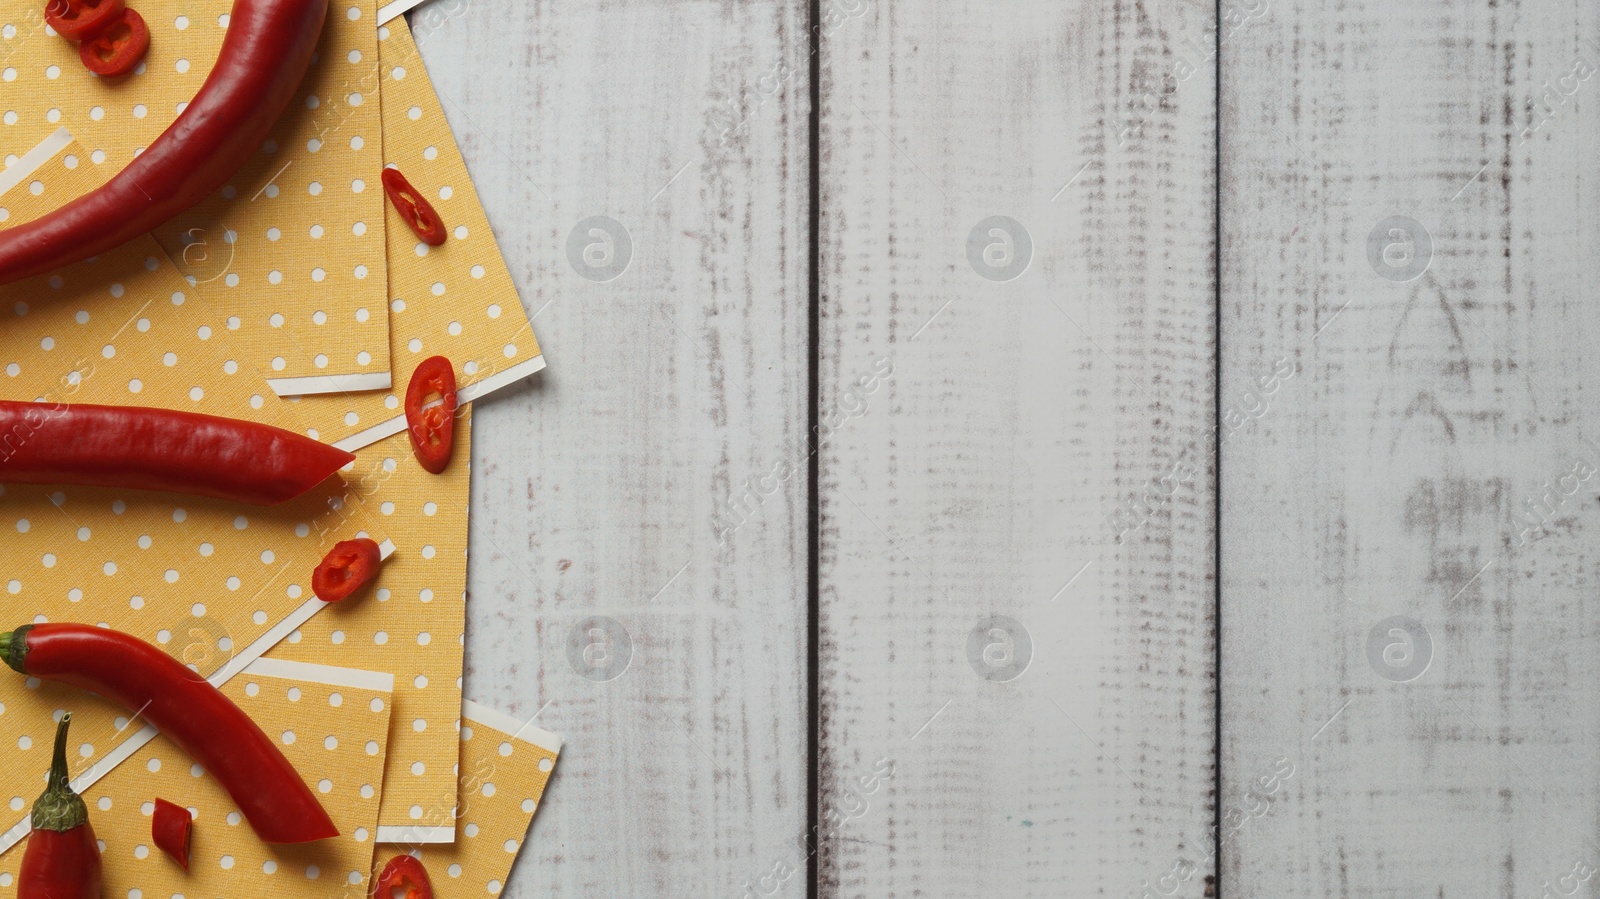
[290,15,543,450]
[0,0,392,395]
[0,659,395,899]
[376,701,560,897]
[269,415,473,837]
[0,144,392,850]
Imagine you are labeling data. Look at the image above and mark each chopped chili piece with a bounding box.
[405,356,457,474]
[0,624,338,844]
[78,7,148,78]
[375,854,433,899]
[19,714,102,899]
[313,538,382,603]
[45,0,124,41]
[382,168,448,247]
[151,798,192,870]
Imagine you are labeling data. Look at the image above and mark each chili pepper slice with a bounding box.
[0,0,329,286]
[151,798,192,870]
[45,0,125,41]
[382,168,448,247]
[313,537,382,602]
[405,356,457,474]
[19,714,102,899]
[78,7,149,78]
[0,624,338,844]
[375,854,434,899]
[0,400,354,506]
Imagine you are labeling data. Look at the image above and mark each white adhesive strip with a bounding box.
[376,0,430,25]
[333,415,408,454]
[375,824,457,845]
[242,657,397,694]
[0,127,74,200]
[458,354,546,406]
[206,595,329,686]
[332,354,547,453]
[267,371,394,398]
[464,699,563,754]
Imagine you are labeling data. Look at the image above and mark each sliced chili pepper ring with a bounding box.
[405,356,458,474]
[78,7,149,78]
[45,0,125,41]
[375,854,434,899]
[151,798,192,870]
[312,538,382,602]
[382,168,448,247]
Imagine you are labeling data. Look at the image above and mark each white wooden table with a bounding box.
[420,0,1597,894]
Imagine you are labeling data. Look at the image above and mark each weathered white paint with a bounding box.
[420,0,811,895]
[818,1,1217,895]
[1221,0,1600,895]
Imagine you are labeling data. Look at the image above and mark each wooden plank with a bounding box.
[1221,0,1600,894]
[818,1,1218,895]
[415,1,811,894]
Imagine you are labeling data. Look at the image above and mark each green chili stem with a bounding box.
[31,713,87,832]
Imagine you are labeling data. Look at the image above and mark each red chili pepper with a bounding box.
[19,714,102,899]
[0,400,354,505]
[151,798,192,870]
[374,854,433,899]
[0,0,329,285]
[382,168,448,247]
[0,624,338,844]
[45,0,124,41]
[405,357,457,474]
[78,7,149,78]
[313,537,382,602]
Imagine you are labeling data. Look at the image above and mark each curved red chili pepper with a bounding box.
[382,168,447,247]
[405,356,457,475]
[313,537,381,602]
[45,0,125,41]
[375,854,434,899]
[0,624,338,845]
[151,798,192,870]
[18,714,102,899]
[0,0,329,285]
[78,7,149,78]
[0,400,354,505]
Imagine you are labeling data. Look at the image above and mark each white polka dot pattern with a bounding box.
[0,157,392,845]
[268,417,474,832]
[290,16,542,445]
[0,661,394,898]
[395,702,560,897]
[0,0,391,391]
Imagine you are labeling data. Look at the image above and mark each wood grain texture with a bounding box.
[818,1,1217,895]
[1221,0,1600,894]
[415,0,810,894]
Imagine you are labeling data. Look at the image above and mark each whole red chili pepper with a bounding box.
[0,400,354,505]
[313,537,382,602]
[77,7,149,78]
[0,624,338,844]
[44,0,125,41]
[0,0,329,285]
[151,798,192,869]
[374,854,433,899]
[381,168,447,247]
[18,713,102,899]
